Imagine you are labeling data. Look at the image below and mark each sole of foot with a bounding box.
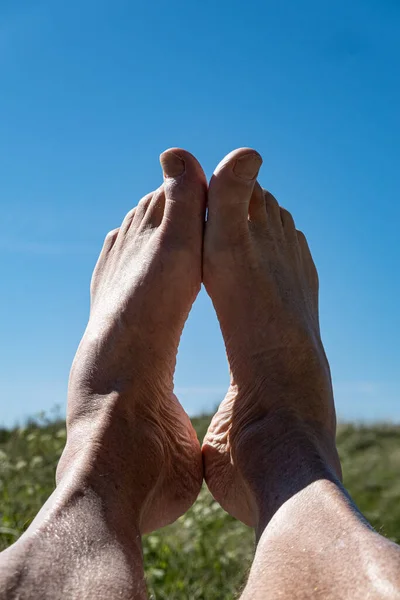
[202,148,341,527]
[58,149,207,533]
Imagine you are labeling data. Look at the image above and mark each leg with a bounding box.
[0,149,206,599]
[243,480,400,599]
[202,148,400,599]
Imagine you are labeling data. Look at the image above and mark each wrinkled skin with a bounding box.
[57,148,206,533]
[202,148,341,527]
[1,148,400,600]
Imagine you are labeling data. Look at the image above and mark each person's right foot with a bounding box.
[202,148,342,527]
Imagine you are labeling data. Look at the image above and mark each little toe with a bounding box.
[297,230,319,290]
[90,227,120,295]
[102,227,120,253]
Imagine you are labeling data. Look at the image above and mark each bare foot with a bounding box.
[202,148,342,528]
[57,148,206,533]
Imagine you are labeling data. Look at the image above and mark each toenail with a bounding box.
[160,151,185,178]
[233,153,262,181]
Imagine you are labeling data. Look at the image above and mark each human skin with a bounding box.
[1,147,400,600]
[0,148,206,599]
[202,148,400,599]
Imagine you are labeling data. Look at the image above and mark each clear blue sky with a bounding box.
[1,0,399,426]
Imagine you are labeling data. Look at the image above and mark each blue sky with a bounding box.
[1,0,399,426]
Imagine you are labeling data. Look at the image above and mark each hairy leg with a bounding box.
[0,149,206,599]
[203,148,400,599]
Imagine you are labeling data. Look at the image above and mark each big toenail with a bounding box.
[160,152,185,178]
[233,153,262,181]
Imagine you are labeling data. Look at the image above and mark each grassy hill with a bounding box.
[1,415,400,599]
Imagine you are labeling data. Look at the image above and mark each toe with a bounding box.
[264,190,281,226]
[130,194,152,229]
[280,207,298,244]
[90,227,119,295]
[296,229,312,260]
[208,148,263,233]
[102,227,120,252]
[138,187,166,231]
[297,230,319,290]
[248,182,268,224]
[159,148,207,247]
[118,197,149,240]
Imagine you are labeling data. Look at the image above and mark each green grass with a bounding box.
[1,414,400,599]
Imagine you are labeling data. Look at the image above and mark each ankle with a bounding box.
[254,444,340,536]
[256,478,371,544]
[55,454,143,532]
[56,418,154,525]
[229,409,342,530]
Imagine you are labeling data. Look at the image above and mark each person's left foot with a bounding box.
[57,149,206,533]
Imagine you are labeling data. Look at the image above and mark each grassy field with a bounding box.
[1,414,400,599]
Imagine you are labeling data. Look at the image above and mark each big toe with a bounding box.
[159,148,207,249]
[207,148,264,236]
